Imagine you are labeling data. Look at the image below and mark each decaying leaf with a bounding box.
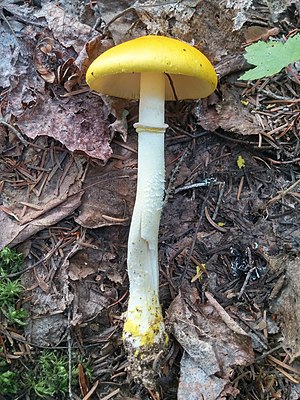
[23,253,72,346]
[266,0,298,22]
[16,93,112,161]
[0,192,84,248]
[71,282,110,325]
[271,256,300,361]
[68,264,95,281]
[224,0,253,30]
[35,3,93,54]
[2,3,118,163]
[25,313,69,347]
[75,155,136,229]
[179,353,240,400]
[100,0,244,61]
[75,36,113,82]
[0,24,20,89]
[168,287,254,400]
[199,84,263,136]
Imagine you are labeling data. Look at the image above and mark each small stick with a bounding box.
[175,178,218,194]
[204,206,227,233]
[237,175,244,201]
[212,181,225,220]
[267,178,300,206]
[0,119,29,146]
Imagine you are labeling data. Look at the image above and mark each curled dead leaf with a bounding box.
[33,37,60,83]
[75,36,113,83]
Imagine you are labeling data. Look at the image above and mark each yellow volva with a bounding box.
[86,35,217,388]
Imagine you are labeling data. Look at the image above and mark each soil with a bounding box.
[0,1,300,399]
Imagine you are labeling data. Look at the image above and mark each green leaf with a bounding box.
[240,34,300,80]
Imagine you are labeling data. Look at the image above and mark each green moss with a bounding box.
[0,247,27,326]
[0,358,22,395]
[25,350,92,398]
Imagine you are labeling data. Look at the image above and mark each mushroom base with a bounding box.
[125,339,168,390]
[123,320,168,389]
[123,291,168,388]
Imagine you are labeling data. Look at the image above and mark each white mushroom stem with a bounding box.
[123,72,168,353]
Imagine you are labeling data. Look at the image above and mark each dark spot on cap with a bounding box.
[183,48,186,51]
[91,72,94,75]
[200,63,202,67]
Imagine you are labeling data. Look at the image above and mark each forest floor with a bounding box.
[0,1,300,399]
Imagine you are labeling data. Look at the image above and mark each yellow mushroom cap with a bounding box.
[86,35,217,101]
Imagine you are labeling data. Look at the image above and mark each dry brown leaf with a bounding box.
[0,191,83,248]
[168,287,254,400]
[271,256,300,362]
[16,93,112,161]
[78,363,89,397]
[244,26,280,43]
[199,84,263,136]
[0,24,20,89]
[35,4,93,54]
[75,159,136,229]
[75,36,113,82]
[68,264,95,281]
[107,271,123,285]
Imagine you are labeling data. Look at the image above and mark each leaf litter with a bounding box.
[0,0,300,399]
[168,289,254,400]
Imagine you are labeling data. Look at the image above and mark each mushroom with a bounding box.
[86,35,217,386]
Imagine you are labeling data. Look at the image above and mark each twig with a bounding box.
[266,178,300,206]
[266,157,300,165]
[0,7,18,38]
[261,89,295,102]
[255,344,283,362]
[165,73,178,101]
[174,178,218,194]
[98,388,119,400]
[212,181,225,220]
[180,182,213,284]
[238,247,254,299]
[104,6,137,30]
[237,175,244,201]
[204,206,227,233]
[67,307,73,400]
[205,292,248,336]
[0,119,29,146]
[81,381,100,400]
[1,6,46,28]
